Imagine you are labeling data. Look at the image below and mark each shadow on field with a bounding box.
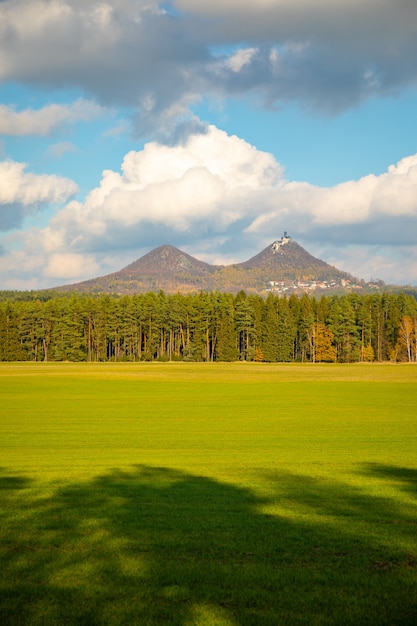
[362,463,417,499]
[0,467,32,491]
[0,464,416,625]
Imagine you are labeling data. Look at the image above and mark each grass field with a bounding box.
[1,362,417,625]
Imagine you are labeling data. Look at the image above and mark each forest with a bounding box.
[1,290,417,363]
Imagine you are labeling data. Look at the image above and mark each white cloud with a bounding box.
[242,153,417,250]
[44,252,100,279]
[1,125,417,287]
[0,160,78,231]
[309,243,417,285]
[47,142,77,159]
[0,248,45,290]
[0,99,103,136]
[43,125,282,252]
[32,129,417,273]
[0,245,102,289]
[0,161,77,206]
[227,48,258,73]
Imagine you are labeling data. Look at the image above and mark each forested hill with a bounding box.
[51,236,365,296]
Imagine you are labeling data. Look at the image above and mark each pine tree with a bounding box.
[216,299,238,361]
[261,295,279,362]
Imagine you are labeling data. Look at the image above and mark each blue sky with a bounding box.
[1,0,417,289]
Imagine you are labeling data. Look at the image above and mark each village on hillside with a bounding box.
[265,277,370,295]
[265,233,380,294]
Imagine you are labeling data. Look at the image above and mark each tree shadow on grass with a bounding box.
[362,463,417,499]
[0,468,32,491]
[0,464,416,625]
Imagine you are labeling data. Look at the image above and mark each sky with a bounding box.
[1,0,417,290]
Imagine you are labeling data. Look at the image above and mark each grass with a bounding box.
[0,362,417,624]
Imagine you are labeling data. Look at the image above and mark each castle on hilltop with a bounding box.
[272,232,292,253]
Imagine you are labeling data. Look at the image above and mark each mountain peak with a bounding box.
[271,232,292,253]
[118,244,216,278]
[53,236,362,295]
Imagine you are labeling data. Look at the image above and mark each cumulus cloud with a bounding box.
[0,0,416,135]
[1,125,417,287]
[242,154,417,247]
[0,99,103,136]
[37,126,281,254]
[0,245,102,290]
[0,160,78,231]
[12,126,412,279]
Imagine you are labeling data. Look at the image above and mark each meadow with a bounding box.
[1,362,416,625]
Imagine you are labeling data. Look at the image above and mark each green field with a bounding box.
[1,363,417,625]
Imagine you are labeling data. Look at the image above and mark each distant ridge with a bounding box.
[54,235,366,295]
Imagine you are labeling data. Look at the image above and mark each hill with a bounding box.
[53,234,369,296]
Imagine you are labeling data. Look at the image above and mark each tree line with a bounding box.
[0,291,417,363]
